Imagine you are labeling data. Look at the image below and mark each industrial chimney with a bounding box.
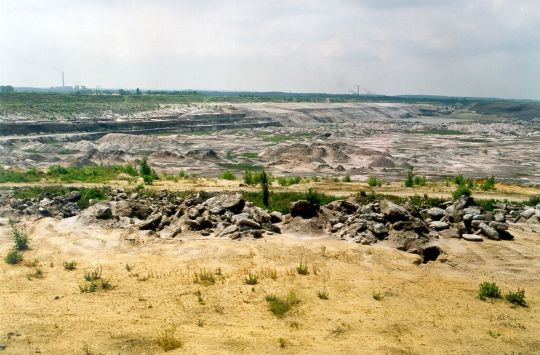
[62,72,65,87]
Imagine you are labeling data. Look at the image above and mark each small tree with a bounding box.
[404,167,414,188]
[260,170,270,208]
[244,170,254,185]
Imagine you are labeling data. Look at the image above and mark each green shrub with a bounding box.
[244,273,259,285]
[277,176,302,186]
[453,174,465,185]
[10,223,29,251]
[367,176,382,187]
[413,175,426,186]
[83,266,102,282]
[342,174,351,183]
[5,250,23,265]
[244,170,254,185]
[79,282,98,293]
[527,195,540,206]
[452,185,472,199]
[220,171,236,180]
[404,167,414,187]
[480,176,496,191]
[479,281,502,300]
[266,291,299,317]
[505,289,527,307]
[242,190,339,214]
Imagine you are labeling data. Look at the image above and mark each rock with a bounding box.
[379,200,409,222]
[95,205,112,220]
[139,213,163,230]
[489,221,508,231]
[472,214,485,220]
[493,210,506,223]
[187,207,200,219]
[478,222,500,240]
[236,218,261,229]
[262,222,281,234]
[112,200,132,217]
[203,193,245,214]
[331,222,344,233]
[270,211,283,223]
[419,244,442,263]
[369,222,388,236]
[426,207,446,220]
[429,221,449,230]
[66,191,81,202]
[160,223,182,238]
[241,229,263,239]
[290,200,319,219]
[462,234,483,241]
[218,224,239,237]
[520,207,535,219]
[471,220,482,229]
[131,203,152,219]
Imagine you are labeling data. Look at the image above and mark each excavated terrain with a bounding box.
[1,102,539,184]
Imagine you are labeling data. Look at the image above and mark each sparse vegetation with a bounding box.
[242,190,338,214]
[296,259,309,275]
[244,273,259,285]
[479,281,502,300]
[453,184,472,199]
[220,170,236,180]
[278,337,286,348]
[156,328,182,351]
[84,266,103,282]
[193,269,216,286]
[372,290,385,301]
[505,289,527,307]
[5,250,23,265]
[277,175,302,186]
[317,288,329,300]
[79,282,98,293]
[266,291,299,317]
[63,260,78,270]
[404,167,426,187]
[27,267,44,280]
[479,175,496,191]
[367,176,382,187]
[10,222,29,251]
[342,174,351,183]
[260,170,270,208]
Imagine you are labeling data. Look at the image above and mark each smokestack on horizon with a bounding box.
[62,72,64,87]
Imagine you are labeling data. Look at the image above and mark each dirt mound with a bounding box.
[369,155,396,168]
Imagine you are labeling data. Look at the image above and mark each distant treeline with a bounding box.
[1,91,539,120]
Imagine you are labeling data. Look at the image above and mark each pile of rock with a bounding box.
[76,190,282,240]
[293,194,539,253]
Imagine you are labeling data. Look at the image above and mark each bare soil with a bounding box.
[1,216,539,354]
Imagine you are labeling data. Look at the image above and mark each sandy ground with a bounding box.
[1,216,539,354]
[1,180,539,202]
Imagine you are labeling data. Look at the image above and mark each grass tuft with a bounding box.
[193,269,216,286]
[296,259,309,275]
[156,328,182,352]
[244,273,259,285]
[317,288,329,300]
[63,260,78,270]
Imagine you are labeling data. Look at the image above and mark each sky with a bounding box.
[1,0,539,99]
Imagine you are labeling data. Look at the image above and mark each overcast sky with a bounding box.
[1,0,539,99]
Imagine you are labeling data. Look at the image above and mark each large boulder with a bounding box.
[478,222,499,240]
[290,200,319,219]
[139,213,163,230]
[203,194,245,214]
[95,204,113,220]
[379,200,409,222]
[426,207,446,220]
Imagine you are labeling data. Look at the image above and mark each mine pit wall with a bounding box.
[0,113,280,136]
